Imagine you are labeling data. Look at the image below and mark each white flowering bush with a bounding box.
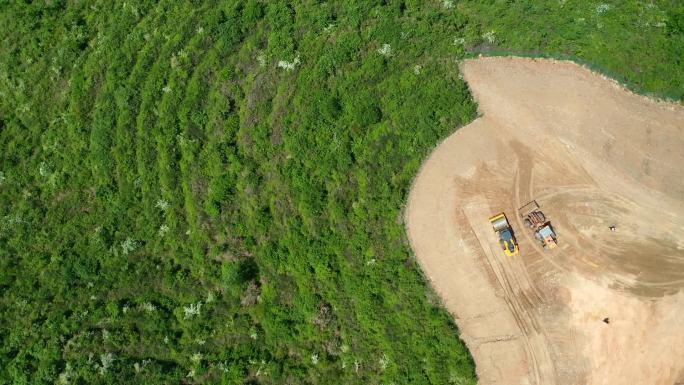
[255,359,267,376]
[377,43,392,57]
[183,302,202,319]
[141,302,156,312]
[57,363,73,384]
[155,198,169,211]
[596,3,610,14]
[190,352,203,363]
[121,237,138,255]
[453,37,466,46]
[1,214,22,232]
[482,30,496,44]
[158,224,169,236]
[379,353,389,370]
[277,56,300,71]
[99,352,114,375]
[39,161,50,177]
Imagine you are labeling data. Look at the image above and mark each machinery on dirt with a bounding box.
[489,213,519,256]
[519,200,558,250]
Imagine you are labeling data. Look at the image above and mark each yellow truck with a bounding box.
[489,213,519,256]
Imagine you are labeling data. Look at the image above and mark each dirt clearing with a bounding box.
[405,57,684,385]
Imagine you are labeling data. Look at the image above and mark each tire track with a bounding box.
[463,201,556,385]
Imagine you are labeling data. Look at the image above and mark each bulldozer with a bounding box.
[519,200,558,250]
[489,213,519,256]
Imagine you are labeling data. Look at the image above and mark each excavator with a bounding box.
[489,213,519,256]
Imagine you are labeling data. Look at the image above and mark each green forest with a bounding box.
[0,1,681,384]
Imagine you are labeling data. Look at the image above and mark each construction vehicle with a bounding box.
[489,213,519,256]
[519,200,558,250]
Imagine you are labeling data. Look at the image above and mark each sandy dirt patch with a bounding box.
[405,57,684,385]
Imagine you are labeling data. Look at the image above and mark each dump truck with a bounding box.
[519,200,558,250]
[489,213,519,256]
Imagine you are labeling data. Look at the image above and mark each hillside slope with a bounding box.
[0,1,681,384]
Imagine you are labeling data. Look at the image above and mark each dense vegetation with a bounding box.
[0,1,681,384]
[460,0,684,100]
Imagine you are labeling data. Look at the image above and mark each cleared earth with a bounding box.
[406,57,684,385]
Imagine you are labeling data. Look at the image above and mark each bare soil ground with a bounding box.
[405,57,684,385]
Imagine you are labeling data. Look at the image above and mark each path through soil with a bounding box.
[405,57,684,385]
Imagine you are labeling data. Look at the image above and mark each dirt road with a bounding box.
[405,57,684,385]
